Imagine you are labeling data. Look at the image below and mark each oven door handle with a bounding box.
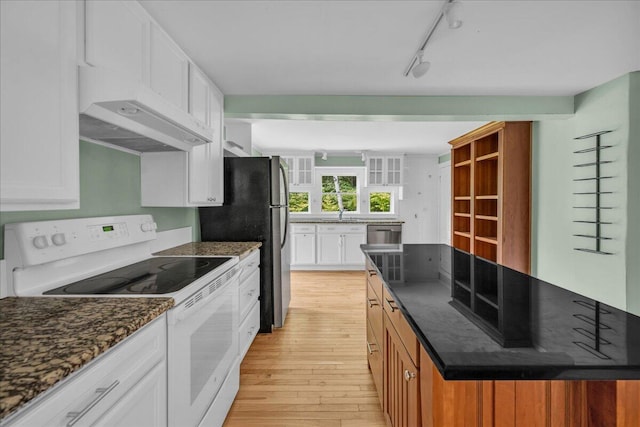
[169,268,241,325]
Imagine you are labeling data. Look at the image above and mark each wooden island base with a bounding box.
[420,348,640,427]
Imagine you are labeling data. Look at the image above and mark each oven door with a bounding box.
[166,269,240,427]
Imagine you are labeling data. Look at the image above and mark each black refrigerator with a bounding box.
[199,156,291,333]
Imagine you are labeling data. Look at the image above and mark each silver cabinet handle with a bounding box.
[367,298,379,308]
[404,370,416,381]
[66,380,119,426]
[367,342,377,354]
[385,298,398,312]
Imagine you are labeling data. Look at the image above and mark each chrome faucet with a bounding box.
[338,208,345,221]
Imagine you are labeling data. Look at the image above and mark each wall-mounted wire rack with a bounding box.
[572,130,614,255]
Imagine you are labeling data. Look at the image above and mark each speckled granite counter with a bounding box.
[0,297,173,419]
[154,241,261,259]
[291,219,403,224]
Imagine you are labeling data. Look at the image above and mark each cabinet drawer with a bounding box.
[366,266,383,302]
[317,224,366,233]
[383,287,420,367]
[291,224,316,233]
[6,316,166,427]
[239,249,260,282]
[366,320,383,409]
[239,268,260,320]
[367,283,383,343]
[239,300,260,360]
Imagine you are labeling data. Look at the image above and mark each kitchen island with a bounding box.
[362,244,640,426]
[0,297,173,421]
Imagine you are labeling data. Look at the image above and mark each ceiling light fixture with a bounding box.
[403,0,463,78]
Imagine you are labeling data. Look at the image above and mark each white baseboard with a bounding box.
[291,265,365,271]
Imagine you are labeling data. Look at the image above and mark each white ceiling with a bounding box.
[139,0,639,155]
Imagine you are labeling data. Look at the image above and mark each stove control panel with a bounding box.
[4,215,157,268]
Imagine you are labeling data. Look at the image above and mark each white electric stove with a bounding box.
[3,215,241,427]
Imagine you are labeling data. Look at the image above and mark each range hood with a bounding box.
[78,66,211,152]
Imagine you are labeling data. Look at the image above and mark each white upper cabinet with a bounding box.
[189,65,210,126]
[367,155,403,186]
[0,0,79,211]
[282,156,314,186]
[149,23,189,110]
[84,0,147,80]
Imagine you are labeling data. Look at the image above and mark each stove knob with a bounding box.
[32,235,48,249]
[51,233,66,246]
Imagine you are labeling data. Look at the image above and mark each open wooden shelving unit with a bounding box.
[449,121,532,273]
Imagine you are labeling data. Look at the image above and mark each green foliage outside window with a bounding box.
[289,192,309,212]
[369,192,391,212]
[321,175,357,212]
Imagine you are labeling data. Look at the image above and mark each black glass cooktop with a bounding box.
[45,257,232,295]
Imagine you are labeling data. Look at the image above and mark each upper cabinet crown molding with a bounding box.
[1,0,79,211]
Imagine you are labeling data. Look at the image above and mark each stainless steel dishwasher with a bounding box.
[367,224,402,244]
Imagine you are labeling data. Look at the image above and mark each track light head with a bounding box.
[411,51,431,78]
[445,0,463,29]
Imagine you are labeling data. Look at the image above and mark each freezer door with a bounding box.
[272,205,291,328]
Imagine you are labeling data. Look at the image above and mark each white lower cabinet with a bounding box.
[291,224,366,270]
[4,316,167,427]
[237,249,260,360]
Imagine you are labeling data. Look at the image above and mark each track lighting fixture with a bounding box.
[403,0,463,78]
[321,152,327,161]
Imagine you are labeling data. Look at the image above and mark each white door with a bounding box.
[149,23,188,110]
[317,233,342,265]
[189,64,209,125]
[439,163,452,244]
[292,233,316,265]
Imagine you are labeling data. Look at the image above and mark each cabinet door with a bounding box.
[149,23,188,110]
[343,232,366,265]
[0,0,79,210]
[317,233,342,265]
[386,157,402,185]
[84,0,147,80]
[209,87,223,146]
[296,157,313,185]
[292,233,316,265]
[92,361,167,427]
[188,64,209,125]
[384,319,421,427]
[368,157,384,185]
[188,142,223,205]
[282,157,295,184]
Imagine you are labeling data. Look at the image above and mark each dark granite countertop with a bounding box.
[153,241,261,259]
[0,297,173,419]
[362,244,640,380]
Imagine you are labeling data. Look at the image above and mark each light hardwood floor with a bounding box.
[223,271,387,427]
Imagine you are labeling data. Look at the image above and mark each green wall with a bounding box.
[532,72,637,314]
[314,155,365,167]
[0,141,199,259]
[626,72,640,315]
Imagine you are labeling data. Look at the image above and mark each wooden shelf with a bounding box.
[475,235,498,245]
[454,213,471,218]
[454,280,471,292]
[476,195,498,200]
[454,196,471,201]
[454,160,472,167]
[476,215,498,221]
[476,292,498,309]
[476,152,499,162]
[454,231,471,238]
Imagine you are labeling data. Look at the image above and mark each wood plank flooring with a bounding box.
[223,271,387,427]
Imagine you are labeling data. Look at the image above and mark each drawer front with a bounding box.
[317,224,366,233]
[239,268,260,320]
[291,224,316,233]
[366,320,383,409]
[383,287,420,367]
[367,267,383,302]
[239,249,260,282]
[239,300,260,359]
[367,283,383,343]
[7,316,167,427]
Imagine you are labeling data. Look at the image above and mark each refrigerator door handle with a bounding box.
[279,162,290,249]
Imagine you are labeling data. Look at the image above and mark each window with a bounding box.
[289,192,310,212]
[321,175,358,212]
[369,192,391,213]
